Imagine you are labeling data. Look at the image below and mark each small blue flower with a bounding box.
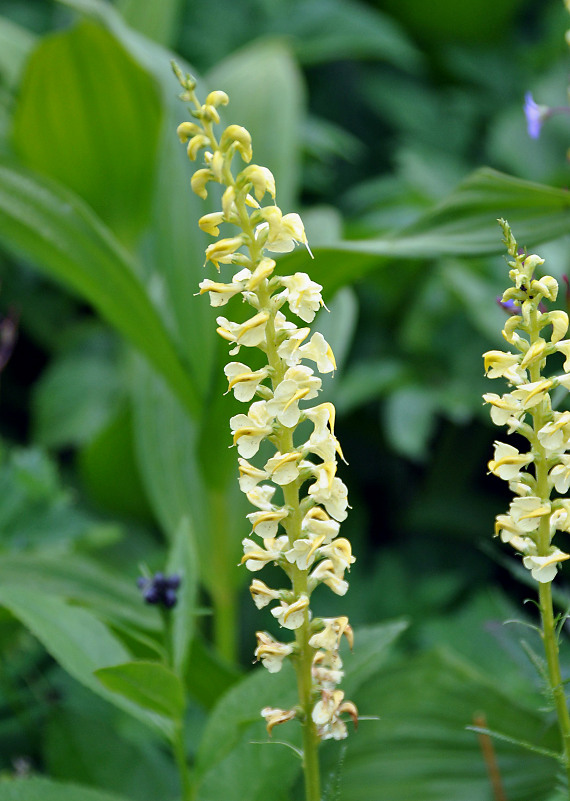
[524,92,548,139]
[496,296,520,315]
[137,572,181,609]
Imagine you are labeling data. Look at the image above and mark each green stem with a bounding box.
[538,581,570,791]
[173,724,194,801]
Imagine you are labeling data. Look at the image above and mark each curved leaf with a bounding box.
[13,20,162,247]
[0,160,201,419]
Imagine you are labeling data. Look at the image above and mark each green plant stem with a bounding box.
[538,581,570,791]
[173,724,194,801]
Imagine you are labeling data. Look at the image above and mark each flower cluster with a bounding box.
[174,65,357,741]
[483,220,570,583]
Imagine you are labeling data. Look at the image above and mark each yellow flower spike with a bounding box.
[239,164,276,200]
[220,124,253,163]
[191,168,213,199]
[206,90,229,108]
[177,121,202,142]
[198,212,226,237]
[186,134,210,161]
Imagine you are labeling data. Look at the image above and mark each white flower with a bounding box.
[284,536,324,571]
[304,403,344,462]
[255,631,294,673]
[310,559,349,595]
[267,366,321,427]
[271,595,310,630]
[301,507,340,543]
[249,579,281,609]
[309,616,353,651]
[483,350,526,384]
[550,457,570,494]
[298,332,336,373]
[537,412,570,455]
[237,458,268,493]
[277,327,311,367]
[309,474,349,522]
[230,401,274,458]
[487,441,532,481]
[246,483,278,509]
[216,312,269,354]
[255,206,312,256]
[241,536,287,571]
[264,451,303,486]
[509,496,551,532]
[278,273,324,323]
[261,706,297,734]
[319,538,355,575]
[224,362,269,401]
[247,507,289,539]
[523,549,570,583]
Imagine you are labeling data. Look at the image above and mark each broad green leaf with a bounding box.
[185,635,242,710]
[194,621,406,800]
[0,160,201,419]
[285,0,423,71]
[383,385,439,461]
[0,552,160,633]
[32,329,123,448]
[278,168,570,293]
[130,355,245,594]
[0,586,173,738]
[95,661,185,721]
[13,20,161,247]
[0,777,130,801]
[117,0,184,46]
[207,39,304,212]
[320,648,560,801]
[0,15,35,90]
[167,516,199,677]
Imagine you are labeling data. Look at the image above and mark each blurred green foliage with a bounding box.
[0,0,568,799]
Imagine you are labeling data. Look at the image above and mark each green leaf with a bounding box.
[0,777,130,801]
[167,517,199,677]
[95,661,185,721]
[0,586,172,738]
[288,0,423,71]
[320,648,560,801]
[194,621,406,800]
[130,356,245,594]
[32,329,123,448]
[383,385,439,461]
[0,159,201,419]
[207,39,304,212]
[0,552,160,633]
[13,20,162,247]
[117,0,184,46]
[0,15,35,90]
[279,168,570,293]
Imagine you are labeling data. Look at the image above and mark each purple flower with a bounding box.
[496,296,520,316]
[524,92,547,139]
[137,572,181,609]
